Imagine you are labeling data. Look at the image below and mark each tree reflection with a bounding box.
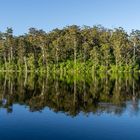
[0,72,140,116]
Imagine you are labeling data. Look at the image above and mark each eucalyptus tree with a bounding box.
[51,28,62,66]
[39,30,48,68]
[32,29,48,69]
[17,36,28,71]
[66,25,81,66]
[4,28,15,65]
[99,29,113,68]
[81,26,91,63]
[130,30,140,65]
[88,26,101,67]
[27,28,42,70]
[111,28,129,67]
[0,32,5,67]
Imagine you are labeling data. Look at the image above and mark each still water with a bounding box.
[0,73,140,140]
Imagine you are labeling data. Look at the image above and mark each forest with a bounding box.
[0,25,140,73]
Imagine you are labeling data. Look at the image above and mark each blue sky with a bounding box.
[0,0,140,35]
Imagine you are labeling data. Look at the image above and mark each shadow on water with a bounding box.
[0,72,140,117]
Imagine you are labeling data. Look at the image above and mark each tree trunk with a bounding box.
[10,46,13,62]
[24,56,28,72]
[41,45,46,66]
[4,52,7,70]
[74,38,77,73]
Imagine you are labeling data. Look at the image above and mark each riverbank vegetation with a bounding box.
[0,25,140,73]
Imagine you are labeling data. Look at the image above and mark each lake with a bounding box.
[0,72,140,140]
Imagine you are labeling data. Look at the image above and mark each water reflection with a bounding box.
[0,73,140,116]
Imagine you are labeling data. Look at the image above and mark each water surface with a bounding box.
[0,73,140,140]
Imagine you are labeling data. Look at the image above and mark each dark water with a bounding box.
[0,73,140,140]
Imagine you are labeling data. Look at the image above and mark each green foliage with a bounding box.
[0,25,140,73]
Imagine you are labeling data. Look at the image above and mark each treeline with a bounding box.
[0,25,140,72]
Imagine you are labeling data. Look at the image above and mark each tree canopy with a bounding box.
[0,25,140,73]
